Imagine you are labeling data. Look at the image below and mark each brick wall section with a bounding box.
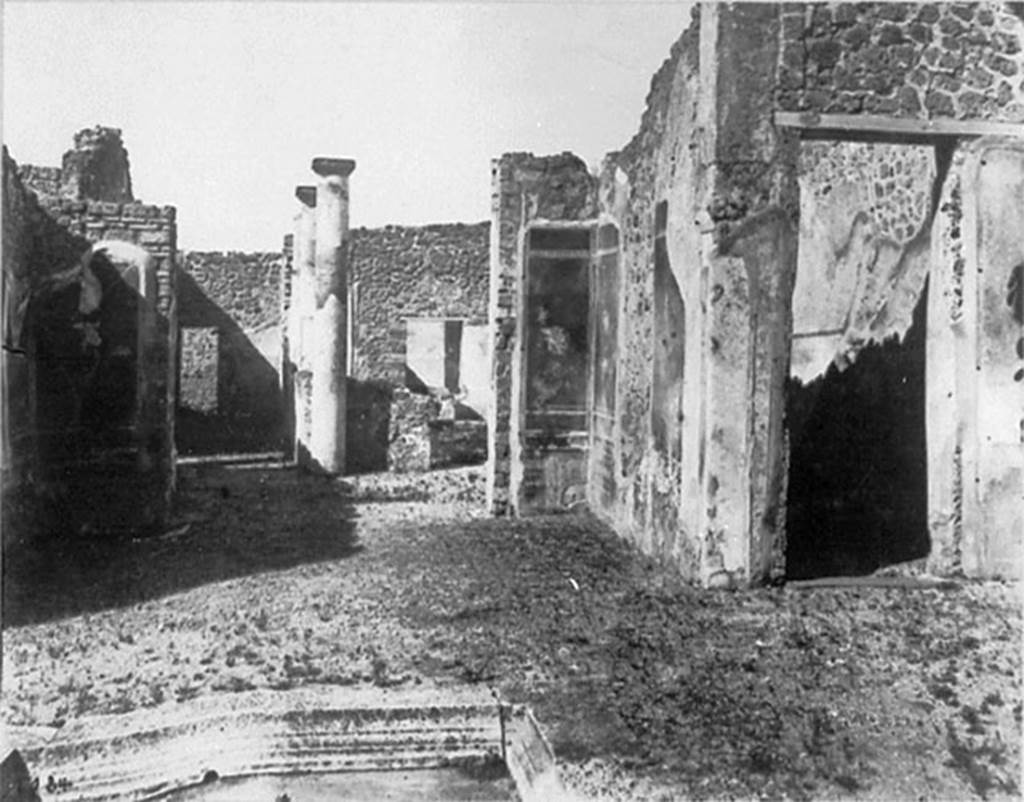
[777,2,1024,120]
[34,196,177,315]
[34,197,178,532]
[486,153,597,515]
[2,137,177,541]
[348,222,490,385]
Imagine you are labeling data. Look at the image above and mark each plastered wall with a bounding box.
[486,153,597,515]
[588,20,707,579]
[928,138,1023,580]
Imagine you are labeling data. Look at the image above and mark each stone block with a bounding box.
[966,66,996,90]
[996,80,1014,106]
[139,229,170,246]
[957,90,990,117]
[994,32,1021,55]
[843,24,870,49]
[939,15,966,36]
[925,89,956,116]
[987,52,1018,77]
[834,4,857,25]
[878,23,906,45]
[950,3,975,22]
[908,22,932,43]
[781,13,805,39]
[898,85,923,113]
[122,203,156,219]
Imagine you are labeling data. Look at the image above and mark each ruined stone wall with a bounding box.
[589,16,709,580]
[586,4,801,587]
[388,388,440,472]
[31,199,177,535]
[16,165,61,199]
[176,251,285,455]
[19,126,135,204]
[175,222,487,459]
[348,222,490,385]
[2,149,41,503]
[430,420,488,469]
[777,2,1024,121]
[181,252,282,332]
[2,134,177,542]
[568,2,1021,586]
[486,153,597,515]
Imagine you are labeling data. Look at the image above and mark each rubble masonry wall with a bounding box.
[2,131,176,541]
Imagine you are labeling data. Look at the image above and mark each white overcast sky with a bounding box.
[3,2,691,251]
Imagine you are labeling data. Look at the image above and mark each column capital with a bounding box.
[295,185,317,207]
[311,158,356,178]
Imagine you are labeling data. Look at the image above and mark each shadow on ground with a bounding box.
[2,464,360,628]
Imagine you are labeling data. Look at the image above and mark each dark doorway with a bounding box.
[785,283,930,579]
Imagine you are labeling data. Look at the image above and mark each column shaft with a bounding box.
[291,186,316,465]
[308,159,355,474]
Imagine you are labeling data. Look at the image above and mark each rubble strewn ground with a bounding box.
[2,464,1020,801]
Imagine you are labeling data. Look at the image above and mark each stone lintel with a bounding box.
[295,185,317,207]
[311,158,356,178]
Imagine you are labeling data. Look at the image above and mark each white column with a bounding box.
[292,185,316,466]
[308,158,355,474]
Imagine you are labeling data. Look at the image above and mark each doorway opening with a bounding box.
[518,225,592,513]
[785,283,930,579]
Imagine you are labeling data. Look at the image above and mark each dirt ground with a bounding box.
[2,463,1021,801]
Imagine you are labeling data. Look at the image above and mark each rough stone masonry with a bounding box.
[487,2,1024,586]
[2,127,177,543]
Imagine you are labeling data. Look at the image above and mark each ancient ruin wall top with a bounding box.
[59,126,134,203]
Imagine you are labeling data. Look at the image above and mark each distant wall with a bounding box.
[349,222,490,386]
[176,222,490,461]
[347,223,490,472]
[176,251,284,455]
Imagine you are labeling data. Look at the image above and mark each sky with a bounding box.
[3,2,692,252]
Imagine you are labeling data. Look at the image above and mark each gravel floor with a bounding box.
[2,463,1021,800]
